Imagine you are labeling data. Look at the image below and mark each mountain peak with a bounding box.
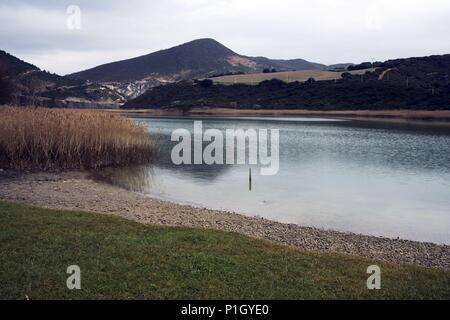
[167,38,236,57]
[68,39,323,82]
[184,38,222,45]
[179,38,228,47]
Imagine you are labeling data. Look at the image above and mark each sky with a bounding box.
[1,0,450,75]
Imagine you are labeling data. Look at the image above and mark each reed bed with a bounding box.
[0,106,155,171]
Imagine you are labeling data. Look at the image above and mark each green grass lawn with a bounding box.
[0,200,449,300]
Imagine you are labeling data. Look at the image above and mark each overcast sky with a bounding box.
[1,0,450,75]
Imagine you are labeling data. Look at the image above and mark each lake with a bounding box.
[100,115,450,244]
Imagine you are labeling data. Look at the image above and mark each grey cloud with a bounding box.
[1,0,450,74]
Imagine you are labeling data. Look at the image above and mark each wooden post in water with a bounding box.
[249,167,252,191]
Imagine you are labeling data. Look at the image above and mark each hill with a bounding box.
[0,50,126,108]
[124,54,450,111]
[68,38,326,83]
[0,50,39,77]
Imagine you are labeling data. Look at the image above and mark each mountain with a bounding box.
[68,38,326,84]
[123,53,450,111]
[0,50,126,108]
[0,50,39,77]
[0,50,83,95]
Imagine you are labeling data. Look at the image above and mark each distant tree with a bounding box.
[263,68,277,74]
[0,77,14,105]
[197,79,213,88]
[306,77,316,84]
[258,79,287,86]
[180,104,192,115]
[348,62,373,71]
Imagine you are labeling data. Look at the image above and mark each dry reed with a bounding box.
[0,106,155,171]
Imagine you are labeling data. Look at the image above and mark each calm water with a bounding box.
[101,116,450,244]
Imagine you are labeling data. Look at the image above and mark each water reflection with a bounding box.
[96,116,450,244]
[153,134,234,182]
[93,165,154,192]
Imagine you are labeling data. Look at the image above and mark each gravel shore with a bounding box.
[0,170,449,269]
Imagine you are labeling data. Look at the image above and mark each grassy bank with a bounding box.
[0,200,449,300]
[0,106,154,170]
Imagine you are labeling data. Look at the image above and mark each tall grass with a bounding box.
[0,106,155,170]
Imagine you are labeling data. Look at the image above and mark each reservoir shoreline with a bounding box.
[109,108,450,125]
[1,170,448,270]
